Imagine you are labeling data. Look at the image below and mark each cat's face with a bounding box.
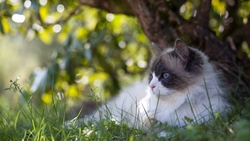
[148,39,205,96]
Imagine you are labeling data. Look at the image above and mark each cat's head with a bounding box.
[148,39,207,96]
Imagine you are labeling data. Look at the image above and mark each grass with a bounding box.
[1,79,250,141]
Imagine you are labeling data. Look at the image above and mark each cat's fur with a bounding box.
[71,39,229,130]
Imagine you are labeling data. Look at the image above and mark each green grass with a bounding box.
[1,79,250,141]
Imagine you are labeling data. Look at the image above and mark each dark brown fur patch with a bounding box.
[149,47,204,91]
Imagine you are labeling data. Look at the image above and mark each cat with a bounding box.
[69,39,229,131]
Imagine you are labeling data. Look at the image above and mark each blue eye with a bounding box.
[163,73,169,79]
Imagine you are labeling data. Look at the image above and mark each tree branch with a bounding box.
[127,0,184,47]
[169,0,186,9]
[177,22,232,61]
[77,0,134,15]
[221,0,240,40]
[193,0,211,27]
[37,6,82,27]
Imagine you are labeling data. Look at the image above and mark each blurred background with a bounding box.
[0,35,56,104]
[1,0,250,118]
[0,0,151,118]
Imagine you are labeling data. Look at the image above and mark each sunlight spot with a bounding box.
[32,23,44,32]
[137,60,147,68]
[93,80,102,87]
[228,127,234,134]
[126,58,134,66]
[75,74,82,83]
[243,18,248,24]
[242,41,250,57]
[218,25,224,32]
[45,15,56,24]
[193,10,197,17]
[106,13,114,22]
[10,0,19,4]
[24,0,31,9]
[82,76,89,85]
[59,59,67,69]
[118,41,126,49]
[224,11,229,18]
[57,4,65,13]
[26,29,35,40]
[12,14,25,23]
[180,4,186,13]
[85,43,91,49]
[209,19,217,27]
[53,24,61,33]
[39,0,47,6]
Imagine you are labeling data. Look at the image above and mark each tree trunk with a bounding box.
[78,0,250,97]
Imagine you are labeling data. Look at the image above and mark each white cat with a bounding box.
[70,39,229,130]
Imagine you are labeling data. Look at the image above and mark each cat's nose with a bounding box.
[150,85,156,90]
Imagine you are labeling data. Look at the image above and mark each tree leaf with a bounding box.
[38,29,53,44]
[0,19,4,34]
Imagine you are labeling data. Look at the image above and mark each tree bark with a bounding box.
[77,0,250,96]
[78,0,133,15]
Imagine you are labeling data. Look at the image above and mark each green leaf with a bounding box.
[91,27,107,47]
[38,29,53,44]
[84,46,92,61]
[0,19,4,34]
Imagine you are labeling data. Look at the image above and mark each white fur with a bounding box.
[72,48,229,130]
[149,72,175,96]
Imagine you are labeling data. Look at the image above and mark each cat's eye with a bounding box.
[162,73,169,79]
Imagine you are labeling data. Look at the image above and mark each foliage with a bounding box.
[0,0,151,105]
[1,78,250,140]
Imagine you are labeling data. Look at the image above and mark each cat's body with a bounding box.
[73,39,229,130]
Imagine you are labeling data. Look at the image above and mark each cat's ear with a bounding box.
[174,39,189,62]
[151,42,163,54]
